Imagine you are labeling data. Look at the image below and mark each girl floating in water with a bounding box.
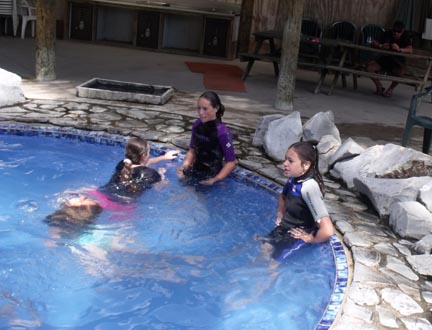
[46,137,179,224]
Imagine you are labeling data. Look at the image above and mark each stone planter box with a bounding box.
[76,78,174,105]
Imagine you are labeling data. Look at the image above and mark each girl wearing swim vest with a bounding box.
[177,91,236,185]
[262,140,334,261]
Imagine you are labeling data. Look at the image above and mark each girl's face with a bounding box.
[284,148,310,178]
[140,148,150,165]
[197,97,218,123]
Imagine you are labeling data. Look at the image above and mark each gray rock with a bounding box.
[257,164,283,180]
[330,137,365,166]
[374,242,399,257]
[400,317,432,330]
[354,176,432,218]
[252,114,284,147]
[398,283,421,301]
[352,246,381,267]
[386,256,419,281]
[419,182,432,212]
[344,232,373,248]
[340,298,374,323]
[238,159,263,171]
[406,255,432,276]
[335,220,354,234]
[389,201,432,240]
[381,288,423,315]
[376,305,399,328]
[331,144,432,189]
[302,110,341,143]
[353,262,392,287]
[0,68,25,107]
[348,283,380,306]
[422,291,432,304]
[263,111,303,161]
[171,136,190,150]
[317,134,341,174]
[413,234,432,254]
[393,242,412,256]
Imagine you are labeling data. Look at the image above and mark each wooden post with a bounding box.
[35,0,57,81]
[237,0,255,53]
[275,0,304,111]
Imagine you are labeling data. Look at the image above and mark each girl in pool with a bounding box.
[46,137,179,224]
[261,140,334,261]
[176,91,236,185]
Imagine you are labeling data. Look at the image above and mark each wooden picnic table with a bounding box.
[238,30,340,93]
[320,42,432,95]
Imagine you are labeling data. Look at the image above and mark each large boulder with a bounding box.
[263,111,303,161]
[329,137,365,166]
[0,68,25,107]
[353,176,432,218]
[317,135,341,174]
[302,111,341,143]
[413,234,432,254]
[252,114,284,147]
[331,144,432,189]
[418,182,432,212]
[389,201,432,239]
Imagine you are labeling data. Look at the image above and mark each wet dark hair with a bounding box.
[393,20,405,32]
[125,137,149,164]
[199,91,225,120]
[45,203,103,224]
[121,137,149,185]
[288,140,325,194]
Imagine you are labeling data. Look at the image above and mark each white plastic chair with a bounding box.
[19,0,35,39]
[0,0,18,36]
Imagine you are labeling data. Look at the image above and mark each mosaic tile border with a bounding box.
[0,124,348,330]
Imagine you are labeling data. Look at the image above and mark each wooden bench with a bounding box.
[239,52,280,80]
[239,52,326,81]
[323,65,430,96]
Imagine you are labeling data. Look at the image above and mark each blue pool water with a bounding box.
[0,127,343,330]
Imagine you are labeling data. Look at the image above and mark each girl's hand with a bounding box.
[275,217,282,226]
[176,166,185,178]
[199,177,216,185]
[289,228,313,243]
[164,150,180,160]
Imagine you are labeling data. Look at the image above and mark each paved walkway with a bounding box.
[1,37,431,329]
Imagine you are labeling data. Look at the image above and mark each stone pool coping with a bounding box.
[0,123,348,330]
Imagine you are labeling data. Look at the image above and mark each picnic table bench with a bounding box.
[318,42,432,95]
[239,52,326,80]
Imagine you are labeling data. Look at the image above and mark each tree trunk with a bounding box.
[35,0,56,81]
[274,0,304,111]
[238,0,255,53]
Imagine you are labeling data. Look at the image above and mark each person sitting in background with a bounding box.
[366,20,413,97]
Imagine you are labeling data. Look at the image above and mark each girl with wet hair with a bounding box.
[99,137,179,199]
[177,91,236,185]
[46,137,179,225]
[259,140,334,261]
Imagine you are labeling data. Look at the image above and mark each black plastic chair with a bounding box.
[329,21,357,42]
[328,21,358,88]
[359,24,385,63]
[299,18,322,63]
[401,88,432,154]
[360,24,385,45]
[301,18,321,37]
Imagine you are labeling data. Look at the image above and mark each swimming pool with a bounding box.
[0,125,347,330]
